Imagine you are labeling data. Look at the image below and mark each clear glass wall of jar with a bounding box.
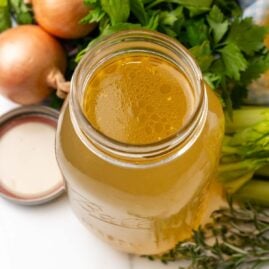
[56,30,224,255]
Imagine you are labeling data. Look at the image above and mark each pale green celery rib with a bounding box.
[233,179,269,206]
[225,106,269,134]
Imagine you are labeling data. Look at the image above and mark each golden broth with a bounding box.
[83,55,194,144]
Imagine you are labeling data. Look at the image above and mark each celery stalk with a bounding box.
[218,158,269,193]
[225,106,269,134]
[255,164,269,177]
[233,179,269,206]
[219,107,269,196]
[219,171,254,193]
[223,121,269,160]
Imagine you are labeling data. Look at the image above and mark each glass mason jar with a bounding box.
[56,30,224,255]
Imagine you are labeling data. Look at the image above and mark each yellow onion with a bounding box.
[32,0,95,39]
[0,25,68,105]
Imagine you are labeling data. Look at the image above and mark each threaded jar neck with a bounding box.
[69,30,208,167]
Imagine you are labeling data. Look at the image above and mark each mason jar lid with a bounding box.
[0,106,65,205]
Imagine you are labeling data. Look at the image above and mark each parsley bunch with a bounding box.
[80,0,269,112]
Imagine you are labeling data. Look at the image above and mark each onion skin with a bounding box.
[32,0,96,39]
[0,25,67,104]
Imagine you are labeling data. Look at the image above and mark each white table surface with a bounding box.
[0,95,185,269]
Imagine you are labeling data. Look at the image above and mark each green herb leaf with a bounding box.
[208,4,224,22]
[145,10,159,30]
[185,19,209,47]
[241,53,269,86]
[219,42,248,80]
[130,0,148,25]
[84,0,99,5]
[0,0,11,32]
[100,0,130,25]
[102,22,142,35]
[203,72,222,89]
[159,6,183,27]
[160,6,185,32]
[175,0,213,16]
[230,85,248,109]
[75,22,142,62]
[176,0,212,9]
[10,0,33,24]
[214,0,242,17]
[207,5,228,43]
[80,6,106,24]
[190,41,214,72]
[158,7,184,37]
[227,18,268,55]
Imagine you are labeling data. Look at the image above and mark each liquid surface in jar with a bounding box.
[83,54,195,145]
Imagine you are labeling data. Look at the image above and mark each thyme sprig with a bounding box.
[147,203,269,269]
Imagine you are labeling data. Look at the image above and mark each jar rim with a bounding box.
[69,29,208,164]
